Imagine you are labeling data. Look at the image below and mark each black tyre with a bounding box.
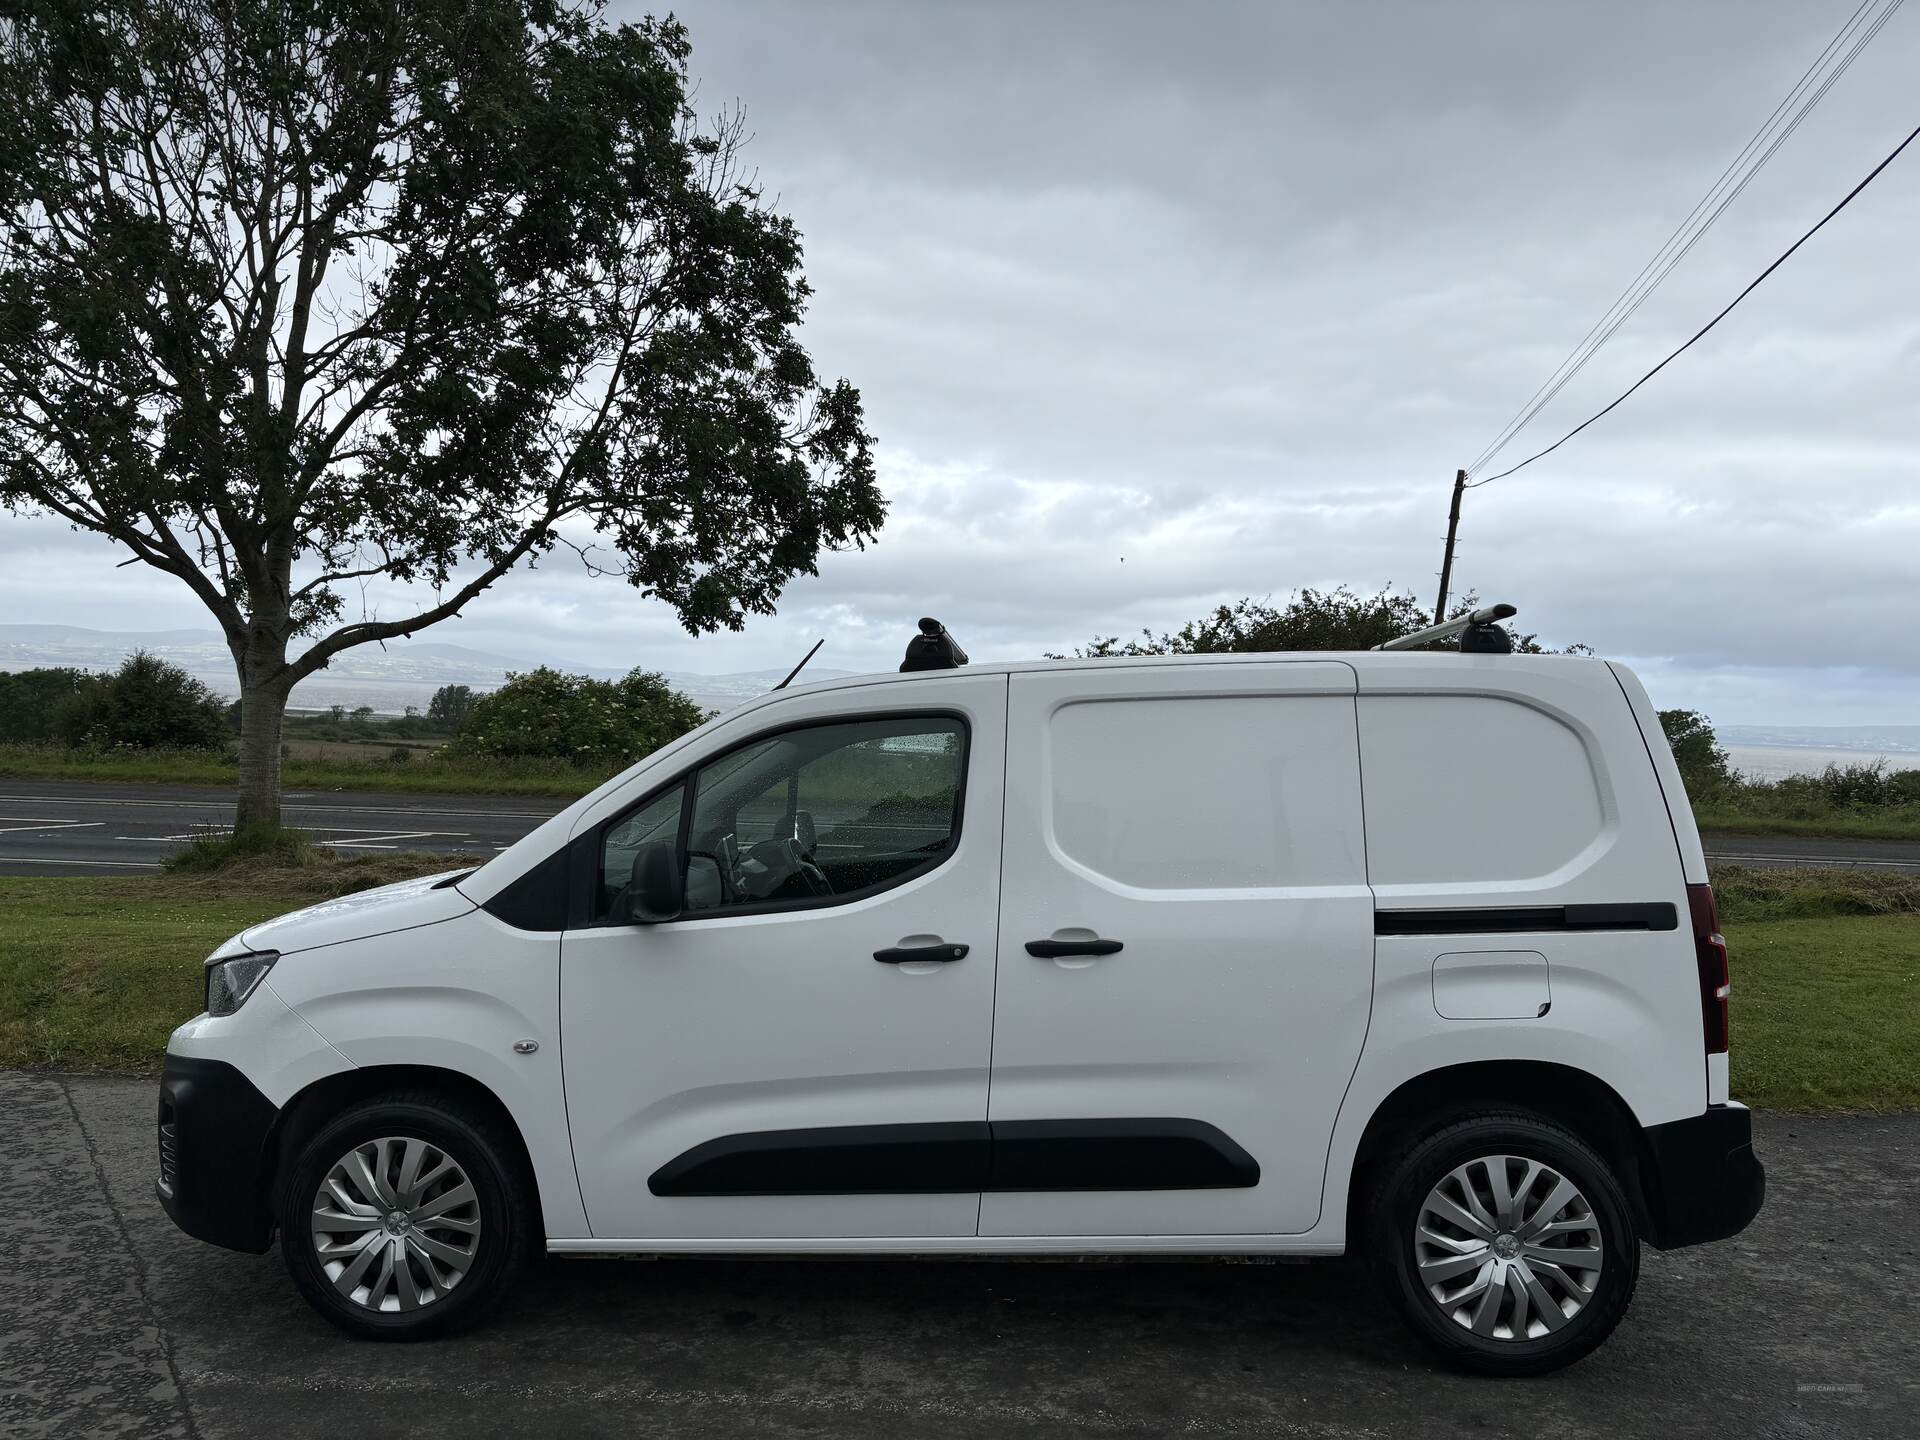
[278,1093,535,1340]
[1368,1110,1639,1376]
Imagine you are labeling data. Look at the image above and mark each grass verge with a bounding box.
[0,741,603,797]
[1729,916,1920,1110]
[0,855,476,1073]
[0,864,1914,1107]
[1694,810,1920,843]
[1712,864,1920,922]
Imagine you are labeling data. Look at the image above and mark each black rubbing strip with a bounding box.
[1375,902,1678,936]
[989,1118,1261,1192]
[645,1118,1263,1197]
[648,1121,991,1196]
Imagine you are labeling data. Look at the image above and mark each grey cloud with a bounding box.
[3,0,1916,726]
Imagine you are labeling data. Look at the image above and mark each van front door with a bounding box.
[561,674,1007,1240]
[982,661,1372,1238]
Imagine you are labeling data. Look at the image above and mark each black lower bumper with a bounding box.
[156,1053,279,1253]
[1639,1103,1765,1250]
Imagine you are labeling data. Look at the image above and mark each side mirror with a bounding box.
[629,841,684,924]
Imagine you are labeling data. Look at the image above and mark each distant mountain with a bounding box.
[0,624,853,714]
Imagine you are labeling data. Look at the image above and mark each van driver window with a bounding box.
[596,786,685,922]
[681,715,966,915]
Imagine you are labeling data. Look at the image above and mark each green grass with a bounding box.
[0,856,476,1072]
[2,866,1915,1108]
[1711,864,1920,923]
[1727,915,1920,1111]
[0,741,604,797]
[1695,810,1920,843]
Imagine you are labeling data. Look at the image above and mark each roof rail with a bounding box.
[1373,602,1517,653]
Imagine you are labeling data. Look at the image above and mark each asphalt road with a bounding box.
[1698,832,1920,874]
[4,778,1920,877]
[2,1072,1912,1439]
[0,780,565,876]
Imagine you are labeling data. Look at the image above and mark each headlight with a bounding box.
[205,951,278,1016]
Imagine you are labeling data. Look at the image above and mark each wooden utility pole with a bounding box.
[1434,468,1466,623]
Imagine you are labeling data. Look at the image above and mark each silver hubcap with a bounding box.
[1415,1154,1604,1341]
[311,1136,481,1313]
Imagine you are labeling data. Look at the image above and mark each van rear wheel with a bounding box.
[1368,1111,1639,1375]
[279,1094,534,1340]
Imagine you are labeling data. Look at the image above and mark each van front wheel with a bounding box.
[1368,1111,1639,1375]
[279,1094,534,1340]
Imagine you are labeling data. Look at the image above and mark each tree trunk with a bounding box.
[234,670,291,832]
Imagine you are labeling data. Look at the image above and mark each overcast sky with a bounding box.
[4,0,1917,724]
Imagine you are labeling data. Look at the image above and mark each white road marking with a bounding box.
[0,818,105,835]
[0,856,162,869]
[1705,851,1919,869]
[0,792,555,820]
[317,831,448,850]
[114,825,472,844]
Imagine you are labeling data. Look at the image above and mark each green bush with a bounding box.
[443,666,708,769]
[1658,709,1734,798]
[44,652,229,752]
[0,667,96,743]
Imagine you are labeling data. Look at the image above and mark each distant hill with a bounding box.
[0,624,853,715]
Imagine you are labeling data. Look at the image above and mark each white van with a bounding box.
[159,615,1762,1374]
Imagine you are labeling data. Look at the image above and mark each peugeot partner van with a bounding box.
[158,613,1763,1374]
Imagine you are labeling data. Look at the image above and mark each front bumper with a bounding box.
[1639,1102,1765,1249]
[156,1052,279,1253]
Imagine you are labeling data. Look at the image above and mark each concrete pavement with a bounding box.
[2,1071,1913,1438]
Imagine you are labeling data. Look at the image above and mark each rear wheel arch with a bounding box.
[267,1065,545,1240]
[1343,1061,1654,1246]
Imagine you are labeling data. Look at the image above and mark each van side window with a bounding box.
[681,715,966,916]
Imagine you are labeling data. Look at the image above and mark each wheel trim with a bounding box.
[312,1136,481,1313]
[1414,1154,1603,1342]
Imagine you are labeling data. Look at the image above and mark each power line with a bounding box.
[1465,0,1902,478]
[1468,115,1920,488]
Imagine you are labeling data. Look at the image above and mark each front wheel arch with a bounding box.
[267,1065,545,1243]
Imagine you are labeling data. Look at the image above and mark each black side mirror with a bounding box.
[629,841,684,924]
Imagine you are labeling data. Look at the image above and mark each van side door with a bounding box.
[982,660,1371,1238]
[560,673,1007,1240]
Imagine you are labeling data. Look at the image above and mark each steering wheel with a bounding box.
[741,833,833,899]
[788,810,832,895]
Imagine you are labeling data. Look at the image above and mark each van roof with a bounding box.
[772,648,1608,700]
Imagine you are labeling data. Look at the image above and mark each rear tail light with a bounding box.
[1687,883,1730,1053]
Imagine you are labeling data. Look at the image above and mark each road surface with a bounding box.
[2,778,1918,876]
[3,1072,1911,1439]
[0,779,565,876]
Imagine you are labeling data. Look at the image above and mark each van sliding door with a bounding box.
[982,661,1372,1238]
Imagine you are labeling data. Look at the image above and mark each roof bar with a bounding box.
[1373,602,1517,652]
